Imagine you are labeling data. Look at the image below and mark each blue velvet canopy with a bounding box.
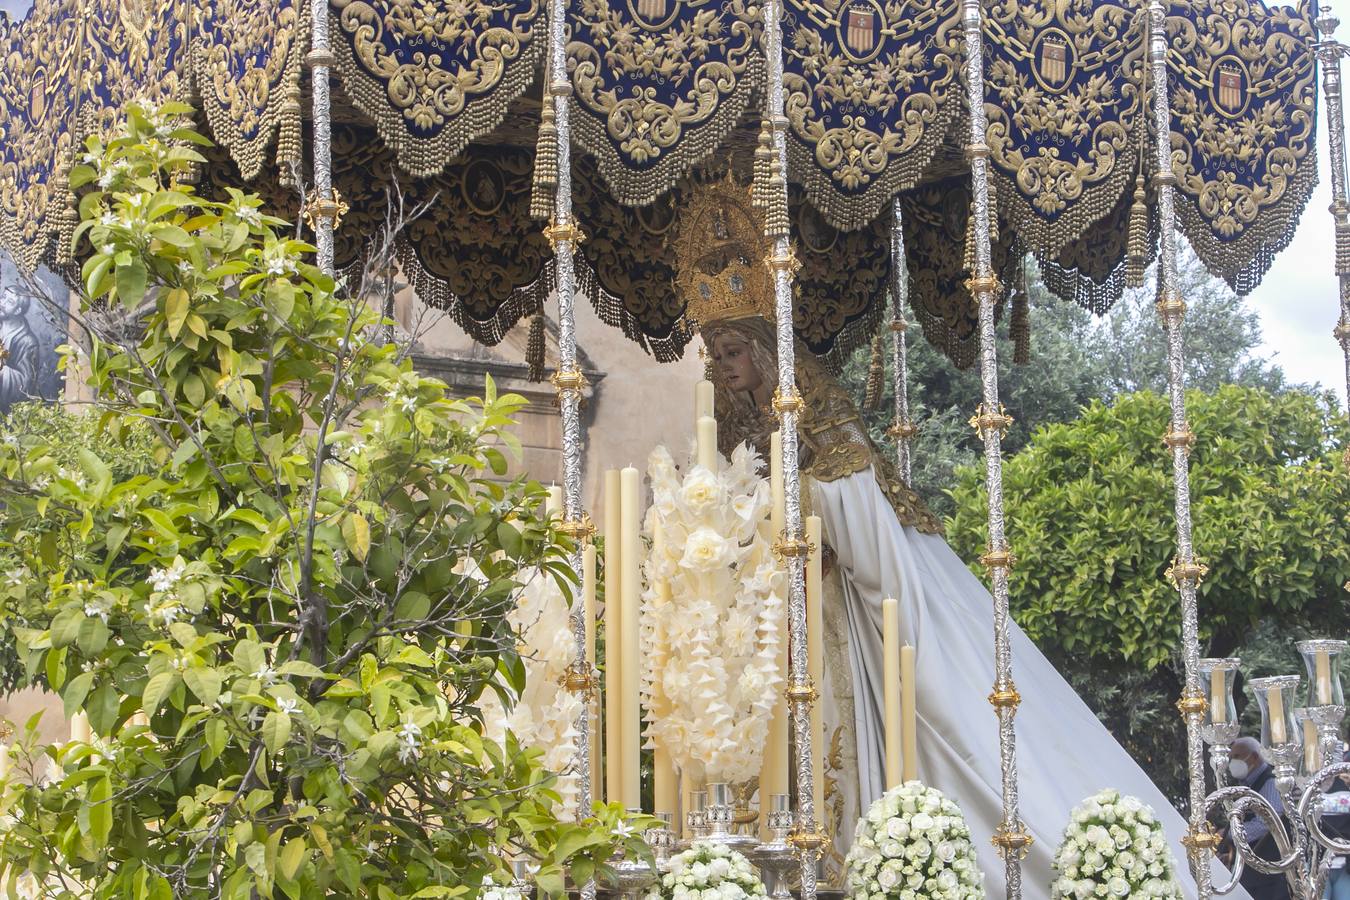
[0,0,1322,366]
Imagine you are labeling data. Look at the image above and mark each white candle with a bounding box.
[620,466,642,810]
[770,431,785,536]
[883,598,902,790]
[546,484,563,519]
[1316,651,1333,705]
[0,743,9,780]
[901,645,918,783]
[71,712,91,744]
[584,543,599,808]
[603,470,623,805]
[806,516,825,821]
[1304,716,1321,774]
[697,415,718,472]
[696,379,715,423]
[1268,686,1287,745]
[1210,668,1227,724]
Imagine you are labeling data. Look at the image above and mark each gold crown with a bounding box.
[672,175,776,326]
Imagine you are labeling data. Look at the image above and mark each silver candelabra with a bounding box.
[1197,641,1350,899]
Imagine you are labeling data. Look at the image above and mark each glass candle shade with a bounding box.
[1296,639,1347,707]
[1250,675,1302,750]
[1295,708,1324,776]
[1199,657,1240,742]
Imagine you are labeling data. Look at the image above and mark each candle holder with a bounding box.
[683,790,709,848]
[703,782,759,855]
[749,793,796,900]
[1199,657,1242,785]
[607,809,658,900]
[509,858,535,899]
[1251,675,1304,794]
[1296,639,1346,708]
[647,812,676,872]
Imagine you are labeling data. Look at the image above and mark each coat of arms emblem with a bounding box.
[845,5,876,56]
[1216,63,1244,113]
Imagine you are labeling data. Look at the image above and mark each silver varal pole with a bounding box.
[763,0,822,896]
[959,0,1030,895]
[1146,1,1217,893]
[888,198,916,484]
[1315,5,1350,443]
[306,0,335,275]
[545,0,597,893]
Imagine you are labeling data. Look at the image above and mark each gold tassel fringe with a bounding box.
[1011,288,1030,365]
[863,334,885,411]
[526,312,547,383]
[752,122,774,209]
[276,84,303,189]
[1336,209,1350,277]
[530,81,559,221]
[1125,174,1148,288]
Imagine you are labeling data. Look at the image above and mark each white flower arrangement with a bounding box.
[1050,789,1183,900]
[480,568,583,818]
[844,782,984,900]
[643,841,766,900]
[640,443,786,785]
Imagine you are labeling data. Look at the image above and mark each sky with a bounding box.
[0,0,28,18]
[1242,132,1347,399]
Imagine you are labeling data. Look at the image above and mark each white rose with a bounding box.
[886,818,911,841]
[708,857,730,880]
[1108,877,1130,896]
[680,468,724,512]
[937,870,959,891]
[878,866,901,889]
[935,840,957,864]
[911,813,935,831]
[681,528,732,571]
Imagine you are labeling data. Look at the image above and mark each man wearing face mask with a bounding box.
[1222,736,1291,900]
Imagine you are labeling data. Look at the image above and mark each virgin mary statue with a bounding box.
[672,178,1240,899]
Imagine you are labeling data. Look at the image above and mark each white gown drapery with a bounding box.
[810,467,1246,900]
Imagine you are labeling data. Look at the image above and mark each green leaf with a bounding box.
[165,287,190,339]
[342,513,371,562]
[87,776,113,846]
[184,666,222,706]
[262,710,292,754]
[115,259,148,309]
[278,837,307,882]
[142,672,178,715]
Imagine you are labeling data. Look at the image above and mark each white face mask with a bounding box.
[1229,758,1251,780]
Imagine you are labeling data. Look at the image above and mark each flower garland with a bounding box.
[643,841,767,900]
[480,568,583,819]
[1051,789,1183,900]
[844,782,984,900]
[640,443,786,785]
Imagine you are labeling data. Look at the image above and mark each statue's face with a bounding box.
[0,277,26,319]
[711,333,763,396]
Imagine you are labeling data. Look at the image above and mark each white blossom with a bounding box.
[1051,790,1183,900]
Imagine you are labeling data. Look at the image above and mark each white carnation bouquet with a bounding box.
[1050,789,1183,900]
[643,841,766,900]
[641,443,785,784]
[480,569,583,818]
[845,782,984,900]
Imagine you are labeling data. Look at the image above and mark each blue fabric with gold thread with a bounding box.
[194,0,305,181]
[82,0,191,142]
[329,0,543,178]
[0,0,1330,358]
[566,0,764,206]
[781,0,962,232]
[0,0,81,270]
[1165,0,1319,293]
[983,0,1146,258]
